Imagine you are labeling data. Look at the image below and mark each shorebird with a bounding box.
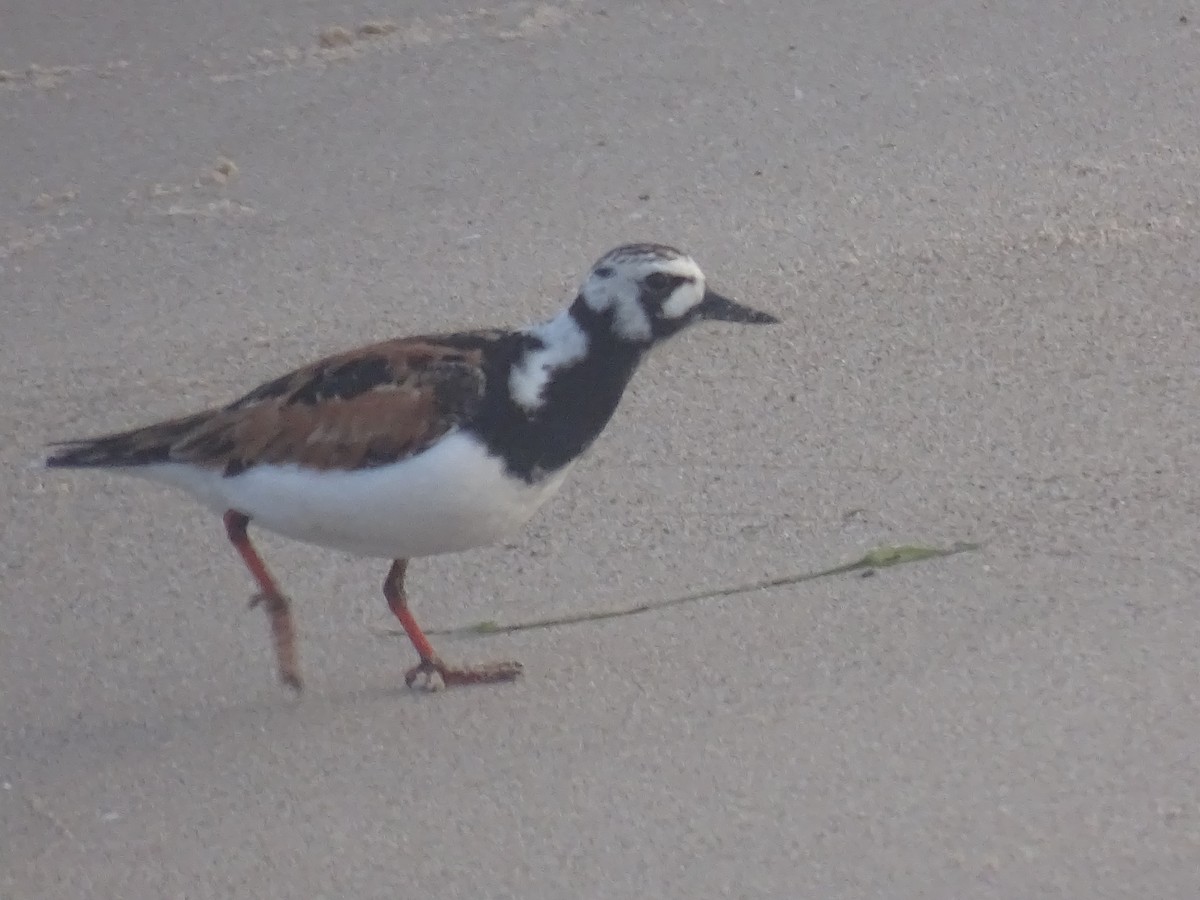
[47,243,778,692]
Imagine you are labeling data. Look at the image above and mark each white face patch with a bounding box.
[660,277,706,320]
[610,287,653,341]
[509,311,589,411]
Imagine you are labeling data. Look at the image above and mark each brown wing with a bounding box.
[48,337,490,474]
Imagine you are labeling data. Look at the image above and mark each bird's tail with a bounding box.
[46,412,212,469]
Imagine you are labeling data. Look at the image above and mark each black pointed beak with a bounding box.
[697,289,779,325]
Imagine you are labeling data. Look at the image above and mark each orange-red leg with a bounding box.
[223,510,302,692]
[383,559,522,689]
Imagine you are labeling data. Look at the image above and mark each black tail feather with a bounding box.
[46,413,211,469]
[46,435,170,469]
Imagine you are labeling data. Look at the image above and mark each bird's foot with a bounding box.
[404,656,523,691]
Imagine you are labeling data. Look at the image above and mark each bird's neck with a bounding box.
[475,299,646,482]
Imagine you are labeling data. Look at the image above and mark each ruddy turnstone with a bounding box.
[47,243,778,692]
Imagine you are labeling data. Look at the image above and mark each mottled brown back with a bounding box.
[47,337,490,475]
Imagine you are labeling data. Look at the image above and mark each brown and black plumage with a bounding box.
[47,244,777,693]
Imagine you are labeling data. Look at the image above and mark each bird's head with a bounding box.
[575,243,778,345]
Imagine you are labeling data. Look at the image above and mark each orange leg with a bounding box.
[223,510,302,692]
[383,559,522,689]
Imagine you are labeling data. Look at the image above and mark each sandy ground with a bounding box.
[2,1,1199,897]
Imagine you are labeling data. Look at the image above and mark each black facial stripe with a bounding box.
[646,273,677,291]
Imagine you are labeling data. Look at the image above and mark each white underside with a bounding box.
[134,430,572,559]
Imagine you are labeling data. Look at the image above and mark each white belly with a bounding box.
[136,431,571,559]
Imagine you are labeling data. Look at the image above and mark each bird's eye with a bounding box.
[644,272,683,293]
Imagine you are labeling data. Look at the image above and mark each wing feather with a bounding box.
[47,337,490,474]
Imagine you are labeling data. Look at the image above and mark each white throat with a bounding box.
[508,309,589,412]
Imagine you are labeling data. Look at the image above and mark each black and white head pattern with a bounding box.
[508,242,777,415]
[509,244,708,411]
[579,243,709,343]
